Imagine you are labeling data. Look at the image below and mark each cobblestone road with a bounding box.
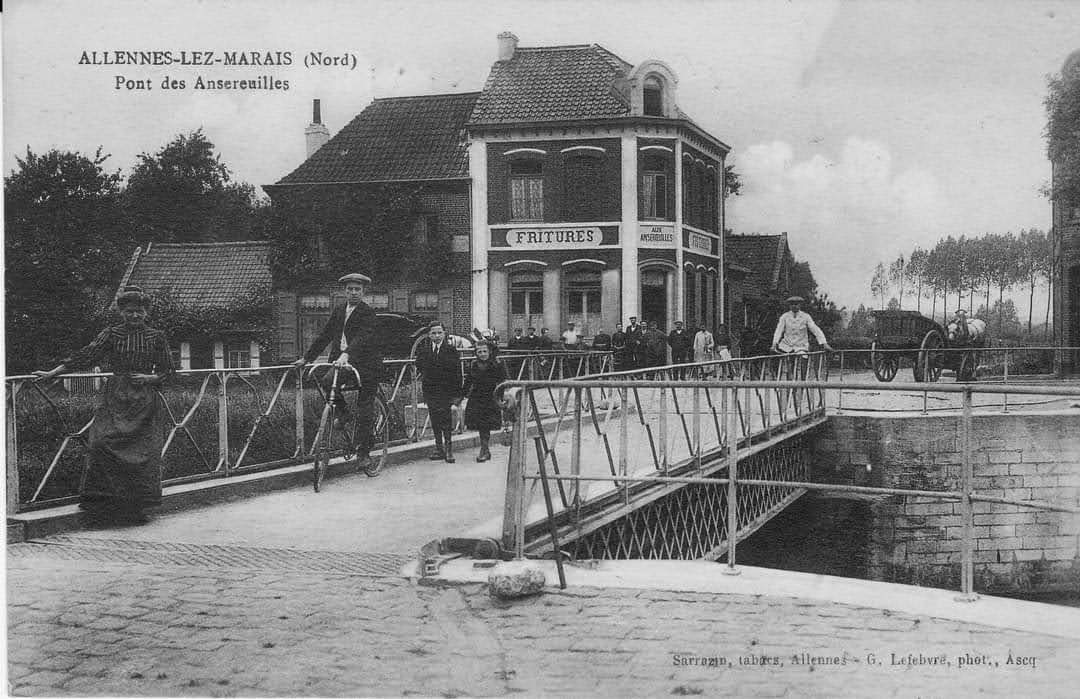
[8,546,1080,697]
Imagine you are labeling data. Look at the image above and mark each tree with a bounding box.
[789,260,818,300]
[906,247,929,313]
[123,129,262,243]
[842,304,874,338]
[870,262,888,310]
[723,165,742,197]
[5,147,129,370]
[1045,56,1080,208]
[1016,229,1050,333]
[888,255,905,309]
[264,183,451,290]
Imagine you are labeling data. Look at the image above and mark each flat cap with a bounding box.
[338,273,372,285]
[785,295,805,304]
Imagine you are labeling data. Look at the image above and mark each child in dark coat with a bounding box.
[463,341,507,462]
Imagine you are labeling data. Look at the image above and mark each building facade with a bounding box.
[468,34,729,340]
[266,34,730,349]
[1053,50,1080,374]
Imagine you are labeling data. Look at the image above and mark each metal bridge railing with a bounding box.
[5,350,613,512]
[501,376,1080,598]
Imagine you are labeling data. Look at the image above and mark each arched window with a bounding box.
[563,154,603,221]
[641,153,669,219]
[510,159,543,221]
[564,269,603,338]
[643,75,664,116]
[509,271,544,334]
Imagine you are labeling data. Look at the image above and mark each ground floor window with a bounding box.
[564,271,602,338]
[509,272,544,334]
[226,341,251,369]
[411,291,440,314]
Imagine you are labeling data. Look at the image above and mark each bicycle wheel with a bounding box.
[313,404,335,492]
[364,395,390,477]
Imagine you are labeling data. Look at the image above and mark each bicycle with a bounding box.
[305,362,390,492]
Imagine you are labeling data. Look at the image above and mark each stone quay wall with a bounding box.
[811,413,1080,594]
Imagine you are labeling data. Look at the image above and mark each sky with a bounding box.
[4,0,1078,316]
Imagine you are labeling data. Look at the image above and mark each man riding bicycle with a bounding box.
[771,295,833,356]
[294,272,384,475]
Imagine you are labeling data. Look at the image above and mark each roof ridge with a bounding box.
[146,241,271,249]
[516,44,594,52]
[372,91,482,102]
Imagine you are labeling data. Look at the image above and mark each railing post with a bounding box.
[503,386,530,558]
[619,386,629,505]
[7,381,21,515]
[410,363,421,441]
[218,372,230,474]
[837,351,845,414]
[294,368,305,458]
[957,386,978,602]
[571,387,582,506]
[659,377,668,473]
[1002,350,1009,413]
[693,385,702,473]
[724,384,741,575]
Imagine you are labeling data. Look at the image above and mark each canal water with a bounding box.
[734,492,1080,608]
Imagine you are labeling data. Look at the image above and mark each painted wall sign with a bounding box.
[490,225,619,249]
[638,224,676,248]
[688,232,712,253]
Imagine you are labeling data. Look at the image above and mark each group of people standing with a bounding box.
[602,317,731,377]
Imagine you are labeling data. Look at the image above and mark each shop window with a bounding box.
[642,154,669,219]
[564,270,602,338]
[643,76,664,116]
[368,291,390,309]
[510,159,544,221]
[299,294,331,360]
[684,270,697,326]
[226,341,251,369]
[563,155,602,221]
[509,272,544,335]
[704,168,717,232]
[411,291,439,313]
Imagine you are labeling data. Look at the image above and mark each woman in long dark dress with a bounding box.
[462,341,507,462]
[34,287,175,525]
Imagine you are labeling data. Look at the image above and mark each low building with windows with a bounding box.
[1052,50,1080,374]
[118,241,273,369]
[470,33,729,339]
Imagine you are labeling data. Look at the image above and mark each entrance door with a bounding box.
[641,269,667,330]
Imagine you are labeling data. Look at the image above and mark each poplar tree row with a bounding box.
[868,229,1052,334]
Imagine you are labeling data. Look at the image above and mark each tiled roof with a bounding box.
[276,92,480,185]
[725,234,789,297]
[469,45,633,124]
[122,241,272,308]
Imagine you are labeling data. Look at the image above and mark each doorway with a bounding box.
[641,268,668,330]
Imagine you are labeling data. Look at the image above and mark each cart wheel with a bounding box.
[871,342,898,382]
[914,329,943,383]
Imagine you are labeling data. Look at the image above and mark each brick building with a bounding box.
[469,33,729,339]
[725,233,795,355]
[1052,50,1080,374]
[264,95,476,360]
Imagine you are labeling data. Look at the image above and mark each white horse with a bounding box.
[946,317,987,347]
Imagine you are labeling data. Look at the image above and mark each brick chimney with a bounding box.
[304,99,330,158]
[497,31,518,62]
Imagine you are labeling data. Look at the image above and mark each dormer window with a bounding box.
[643,76,664,116]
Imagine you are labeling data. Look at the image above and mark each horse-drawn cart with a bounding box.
[870,310,983,382]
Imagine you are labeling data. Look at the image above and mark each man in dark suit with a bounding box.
[295,273,383,475]
[414,321,464,463]
[625,316,645,369]
[668,320,693,379]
